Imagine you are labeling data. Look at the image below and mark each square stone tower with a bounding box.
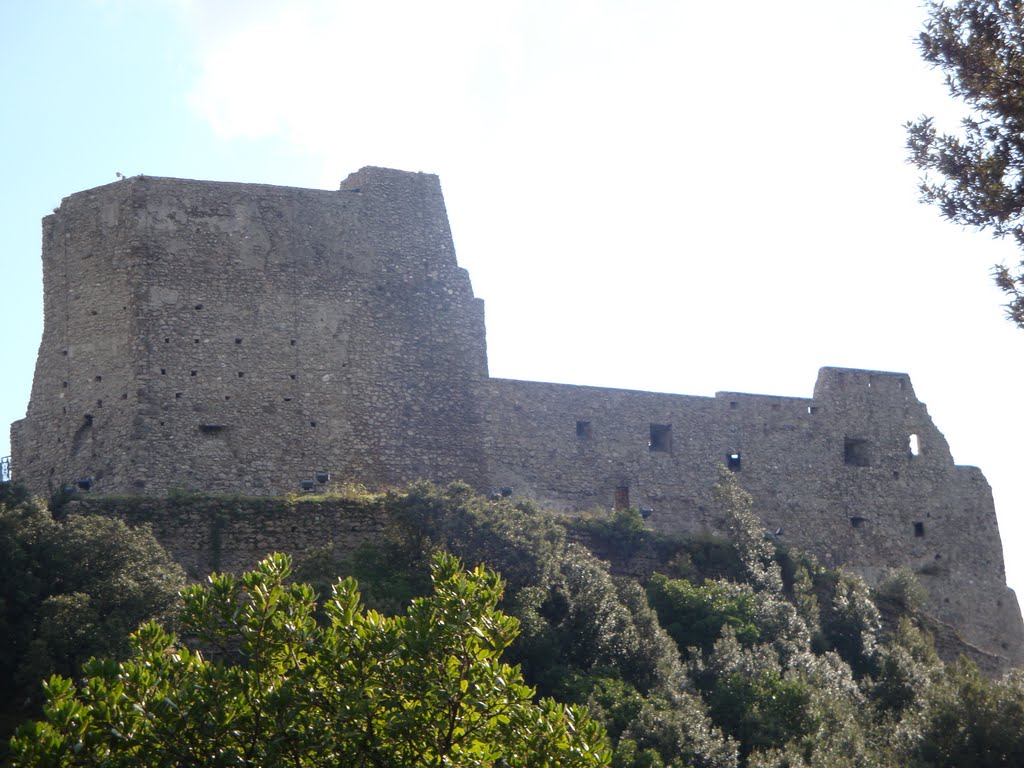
[12,169,489,495]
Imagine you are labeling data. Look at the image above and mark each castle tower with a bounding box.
[11,169,489,495]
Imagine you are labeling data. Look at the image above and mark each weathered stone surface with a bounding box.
[11,168,1024,670]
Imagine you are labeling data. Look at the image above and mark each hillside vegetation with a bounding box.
[3,474,1024,766]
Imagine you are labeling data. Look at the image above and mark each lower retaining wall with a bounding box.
[67,494,388,579]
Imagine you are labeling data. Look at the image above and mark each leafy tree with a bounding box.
[907,0,1024,327]
[10,552,611,768]
[646,574,761,655]
[714,468,782,594]
[910,659,1024,767]
[0,494,184,719]
[870,617,943,717]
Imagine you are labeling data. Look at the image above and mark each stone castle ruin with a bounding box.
[10,168,1024,668]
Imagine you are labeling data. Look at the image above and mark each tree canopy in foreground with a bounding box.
[907,0,1024,328]
[10,551,610,768]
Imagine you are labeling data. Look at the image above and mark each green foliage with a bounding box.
[911,659,1024,767]
[16,480,1022,768]
[714,468,782,593]
[814,570,881,677]
[647,574,760,655]
[871,618,943,716]
[0,495,184,721]
[10,552,611,768]
[874,566,929,614]
[907,0,1024,328]
[708,669,815,758]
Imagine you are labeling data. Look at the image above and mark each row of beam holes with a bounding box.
[158,335,300,401]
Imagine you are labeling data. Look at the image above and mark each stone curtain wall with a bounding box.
[10,169,1023,669]
[13,170,489,496]
[68,496,388,579]
[485,367,1024,665]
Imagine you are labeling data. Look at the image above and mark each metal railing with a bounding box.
[0,456,11,484]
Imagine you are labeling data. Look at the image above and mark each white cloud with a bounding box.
[172,1,1024,593]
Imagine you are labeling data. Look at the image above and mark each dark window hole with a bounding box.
[914,522,925,537]
[238,372,245,378]
[576,420,592,439]
[649,424,672,452]
[191,371,197,377]
[850,516,866,528]
[844,437,870,467]
[614,485,630,510]
[94,375,102,382]
[235,338,242,344]
[727,450,741,471]
[194,304,203,310]
[160,369,166,375]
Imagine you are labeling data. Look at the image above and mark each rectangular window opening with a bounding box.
[649,424,672,453]
[614,485,630,510]
[576,420,592,439]
[844,437,870,467]
[909,433,920,457]
[914,521,925,537]
[727,450,741,471]
[850,516,866,529]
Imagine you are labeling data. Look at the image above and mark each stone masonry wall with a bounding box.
[67,496,389,580]
[10,169,1023,669]
[485,368,1024,665]
[13,170,489,496]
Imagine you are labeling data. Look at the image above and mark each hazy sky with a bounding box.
[3,1,1023,593]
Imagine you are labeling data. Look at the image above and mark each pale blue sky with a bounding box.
[3,0,1024,593]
